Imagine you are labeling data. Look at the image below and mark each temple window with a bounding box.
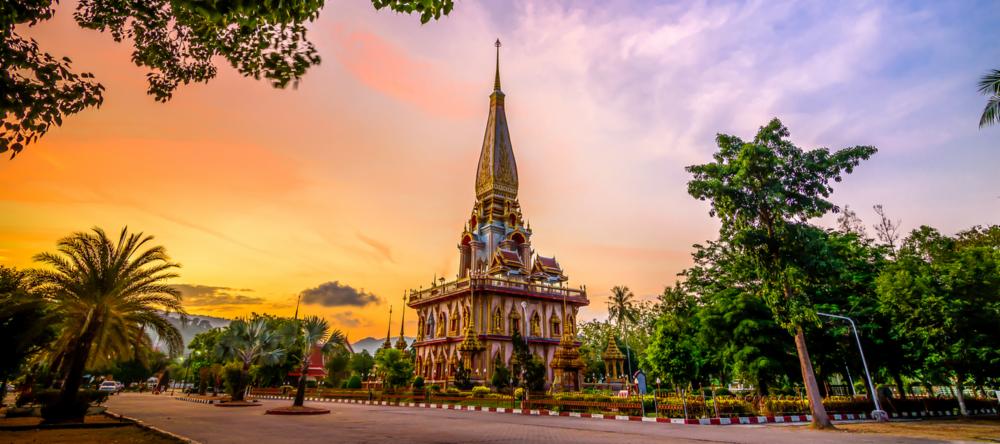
[550,315,561,337]
[426,316,435,339]
[530,312,541,337]
[509,310,521,335]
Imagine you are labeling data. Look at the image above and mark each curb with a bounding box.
[105,410,203,444]
[174,396,216,405]
[890,408,998,418]
[251,395,883,426]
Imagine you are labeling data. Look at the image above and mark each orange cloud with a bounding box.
[330,26,479,119]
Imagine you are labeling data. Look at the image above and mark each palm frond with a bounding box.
[980,95,1000,128]
[977,69,1000,95]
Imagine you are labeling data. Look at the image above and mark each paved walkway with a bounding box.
[105,393,941,444]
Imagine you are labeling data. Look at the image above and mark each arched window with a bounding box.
[426,315,435,339]
[550,313,561,337]
[509,309,521,335]
[530,312,541,337]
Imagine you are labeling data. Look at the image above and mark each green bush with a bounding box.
[345,375,362,389]
[429,384,441,393]
[471,386,491,398]
[445,387,460,395]
[222,363,244,398]
[412,376,424,390]
[513,387,525,400]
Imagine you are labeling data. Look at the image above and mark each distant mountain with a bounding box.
[351,336,415,355]
[149,312,231,354]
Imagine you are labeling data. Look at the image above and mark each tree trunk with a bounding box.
[893,372,907,400]
[294,357,310,407]
[794,327,833,429]
[55,312,101,421]
[233,362,250,402]
[954,377,968,416]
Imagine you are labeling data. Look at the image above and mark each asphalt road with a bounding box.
[105,393,942,444]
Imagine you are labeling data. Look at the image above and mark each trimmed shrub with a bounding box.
[514,387,525,400]
[429,384,441,393]
[222,363,244,398]
[471,386,491,398]
[412,376,425,390]
[345,375,362,389]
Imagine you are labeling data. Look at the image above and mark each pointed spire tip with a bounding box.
[493,39,502,91]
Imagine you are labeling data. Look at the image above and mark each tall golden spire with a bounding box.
[475,39,518,202]
[395,293,408,350]
[381,305,392,350]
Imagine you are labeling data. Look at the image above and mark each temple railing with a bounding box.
[409,276,587,305]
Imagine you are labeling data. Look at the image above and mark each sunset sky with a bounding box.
[3,1,999,339]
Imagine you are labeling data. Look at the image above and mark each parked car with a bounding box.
[99,381,119,393]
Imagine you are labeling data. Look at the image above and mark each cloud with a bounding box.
[331,311,367,328]
[357,232,394,263]
[171,284,265,306]
[300,281,380,307]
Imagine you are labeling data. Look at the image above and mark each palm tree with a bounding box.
[216,317,285,401]
[607,285,637,382]
[980,69,1000,128]
[292,316,346,407]
[607,285,637,332]
[32,227,184,418]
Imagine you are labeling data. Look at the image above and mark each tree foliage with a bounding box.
[685,118,876,427]
[979,69,1000,128]
[32,226,184,419]
[374,347,412,390]
[0,266,56,391]
[1,0,455,158]
[876,225,1000,413]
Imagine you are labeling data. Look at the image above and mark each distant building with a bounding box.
[407,41,589,391]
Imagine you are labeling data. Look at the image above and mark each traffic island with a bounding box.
[213,400,262,408]
[264,406,331,415]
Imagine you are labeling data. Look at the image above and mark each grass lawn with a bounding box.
[0,425,182,443]
[830,417,1000,442]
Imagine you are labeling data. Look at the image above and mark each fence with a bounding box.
[246,387,989,419]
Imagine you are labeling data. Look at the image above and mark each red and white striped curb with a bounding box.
[174,396,217,404]
[252,395,870,425]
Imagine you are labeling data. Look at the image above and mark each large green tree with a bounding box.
[2,0,454,158]
[686,118,876,428]
[876,225,1000,415]
[374,347,412,390]
[0,266,56,395]
[32,227,184,420]
[644,286,710,390]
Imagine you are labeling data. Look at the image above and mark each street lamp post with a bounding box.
[654,378,661,418]
[816,312,888,422]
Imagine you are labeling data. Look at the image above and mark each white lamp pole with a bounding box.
[816,312,887,422]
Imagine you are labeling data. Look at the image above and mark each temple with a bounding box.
[407,41,589,391]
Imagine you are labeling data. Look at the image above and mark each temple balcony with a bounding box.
[408,276,588,308]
